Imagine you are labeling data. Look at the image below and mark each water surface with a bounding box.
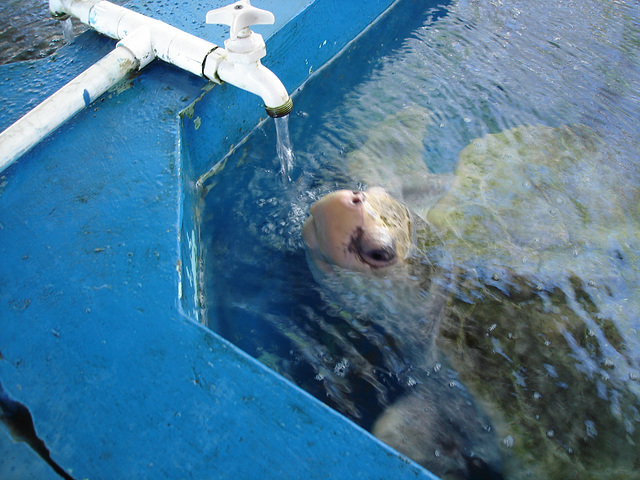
[199,0,640,477]
[0,0,126,65]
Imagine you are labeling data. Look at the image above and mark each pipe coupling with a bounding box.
[265,97,293,118]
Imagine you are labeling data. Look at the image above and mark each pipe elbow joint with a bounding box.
[215,60,292,118]
[50,0,100,24]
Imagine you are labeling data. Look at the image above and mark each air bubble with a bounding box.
[333,358,349,377]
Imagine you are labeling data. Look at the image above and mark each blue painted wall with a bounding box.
[0,1,440,478]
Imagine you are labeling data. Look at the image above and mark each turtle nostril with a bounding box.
[351,191,365,205]
[361,246,397,268]
[367,249,393,262]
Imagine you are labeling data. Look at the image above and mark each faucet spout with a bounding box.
[205,0,292,118]
[215,60,293,118]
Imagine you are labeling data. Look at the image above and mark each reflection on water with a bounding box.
[0,0,85,64]
[198,0,640,478]
[0,0,126,65]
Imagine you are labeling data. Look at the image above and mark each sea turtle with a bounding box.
[302,113,640,480]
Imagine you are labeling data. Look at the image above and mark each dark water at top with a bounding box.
[0,0,83,64]
[0,0,128,65]
[198,0,640,478]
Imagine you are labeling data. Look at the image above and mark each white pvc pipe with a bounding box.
[0,46,138,173]
[0,0,225,173]
[89,1,220,76]
[0,0,289,172]
[51,0,223,77]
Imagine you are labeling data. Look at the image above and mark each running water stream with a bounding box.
[274,115,295,181]
[60,17,75,43]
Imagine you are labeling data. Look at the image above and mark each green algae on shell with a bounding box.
[314,120,640,479]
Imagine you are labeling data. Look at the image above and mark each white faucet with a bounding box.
[0,0,294,171]
[0,0,295,171]
[205,0,292,117]
[47,0,292,117]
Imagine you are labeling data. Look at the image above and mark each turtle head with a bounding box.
[302,187,412,273]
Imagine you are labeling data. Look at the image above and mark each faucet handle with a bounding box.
[206,0,275,40]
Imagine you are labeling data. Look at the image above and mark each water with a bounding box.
[274,116,295,182]
[198,0,640,475]
[0,0,82,64]
[60,17,75,44]
[198,0,640,477]
[0,0,126,65]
